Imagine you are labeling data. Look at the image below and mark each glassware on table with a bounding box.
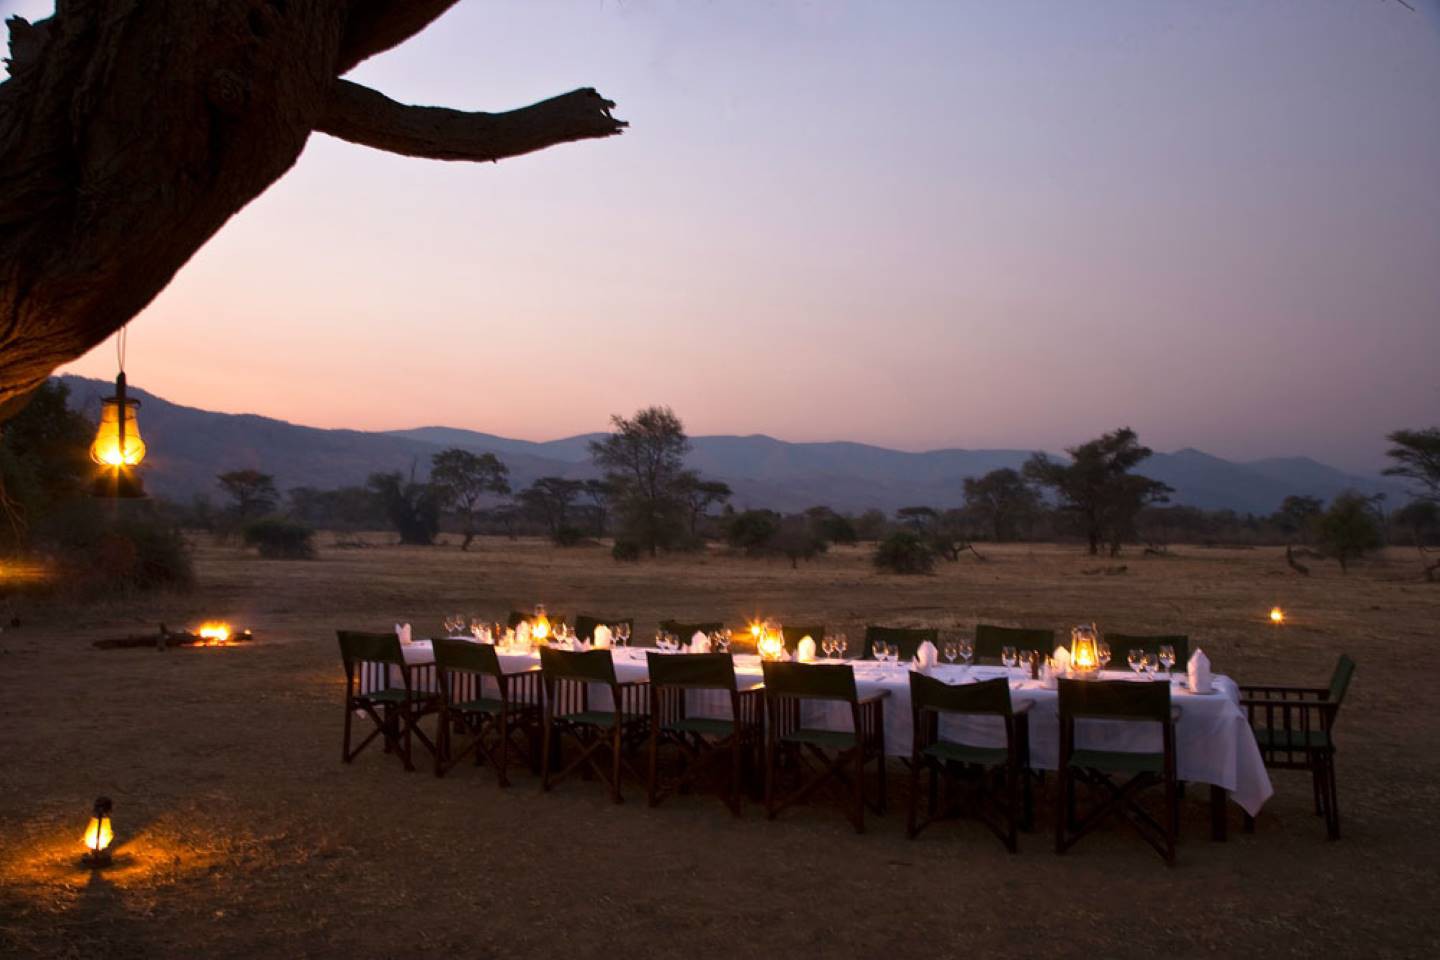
[835,634,848,660]
[1097,641,1111,671]
[942,641,958,664]
[1142,651,1158,679]
[875,641,891,663]
[1159,644,1177,680]
[822,636,837,659]
[1128,649,1145,678]
[1001,646,1018,674]
[958,638,974,670]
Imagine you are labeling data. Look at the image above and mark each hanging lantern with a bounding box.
[531,604,551,643]
[90,371,147,498]
[1069,623,1100,675]
[82,796,114,866]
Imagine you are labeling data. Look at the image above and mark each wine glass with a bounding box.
[1097,641,1111,671]
[1142,651,1158,680]
[1128,649,1145,678]
[877,641,892,663]
[942,641,958,664]
[822,636,836,659]
[835,634,848,660]
[958,638,974,671]
[1158,644,1176,681]
[618,623,631,647]
[1001,646,1018,674]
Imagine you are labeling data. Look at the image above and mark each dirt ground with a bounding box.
[2,537,1437,959]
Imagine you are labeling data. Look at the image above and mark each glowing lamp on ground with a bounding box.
[1270,607,1286,626]
[197,622,232,645]
[89,372,147,498]
[82,796,114,866]
[1069,623,1100,675]
[531,605,551,643]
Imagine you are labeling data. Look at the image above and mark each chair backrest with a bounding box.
[539,646,616,685]
[1328,654,1356,706]
[780,625,826,651]
[1058,678,1170,723]
[507,610,529,629]
[761,661,857,703]
[1106,633,1190,666]
[646,651,736,691]
[659,619,724,640]
[337,630,404,667]
[910,673,1013,717]
[433,637,502,677]
[573,615,633,642]
[974,624,1054,664]
[862,626,937,661]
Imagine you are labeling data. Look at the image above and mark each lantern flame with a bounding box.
[531,606,551,642]
[1270,607,1286,625]
[755,620,785,661]
[83,816,114,853]
[1069,623,1100,674]
[89,398,146,467]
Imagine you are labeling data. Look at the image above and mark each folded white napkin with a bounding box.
[516,621,532,644]
[395,622,411,645]
[592,624,612,649]
[690,631,710,653]
[1052,645,1071,673]
[914,640,938,672]
[797,635,817,663]
[1188,648,1212,694]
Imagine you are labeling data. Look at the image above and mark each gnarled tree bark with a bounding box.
[0,0,624,419]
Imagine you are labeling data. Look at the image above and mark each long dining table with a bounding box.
[380,639,1273,825]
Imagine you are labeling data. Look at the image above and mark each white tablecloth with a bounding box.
[389,641,1273,816]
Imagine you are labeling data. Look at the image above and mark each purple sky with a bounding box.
[24,0,1440,471]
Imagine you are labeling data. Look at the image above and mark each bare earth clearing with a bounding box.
[2,538,1438,959]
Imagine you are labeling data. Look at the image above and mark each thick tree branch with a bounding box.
[338,0,462,74]
[315,79,626,162]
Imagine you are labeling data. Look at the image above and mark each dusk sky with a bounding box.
[20,0,1439,471]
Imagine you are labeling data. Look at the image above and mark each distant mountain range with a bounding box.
[59,375,1407,515]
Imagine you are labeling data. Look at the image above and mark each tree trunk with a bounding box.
[0,2,624,419]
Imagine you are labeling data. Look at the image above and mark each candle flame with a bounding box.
[83,816,113,853]
[1270,607,1285,625]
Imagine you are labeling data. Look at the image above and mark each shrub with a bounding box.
[611,539,642,562]
[40,501,194,595]
[243,517,316,559]
[553,525,586,547]
[726,509,781,554]
[873,530,936,575]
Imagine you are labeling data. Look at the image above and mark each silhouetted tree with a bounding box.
[1384,428,1440,503]
[1024,427,1172,556]
[582,478,612,538]
[773,515,827,569]
[430,449,510,550]
[368,470,440,545]
[589,406,690,557]
[896,505,938,531]
[217,469,279,523]
[806,506,858,545]
[874,529,936,575]
[0,378,91,545]
[963,468,1040,541]
[1316,491,1383,572]
[676,473,732,537]
[519,476,585,542]
[855,509,890,541]
[726,510,782,554]
[1274,494,1324,543]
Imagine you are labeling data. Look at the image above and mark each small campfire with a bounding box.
[94,622,254,650]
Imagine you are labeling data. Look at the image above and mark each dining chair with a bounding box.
[1239,654,1355,840]
[659,619,724,641]
[781,625,826,654]
[861,625,936,661]
[907,674,1032,851]
[974,624,1055,665]
[1055,678,1180,865]
[761,661,888,833]
[539,647,650,803]
[337,630,438,772]
[1106,633,1190,670]
[645,652,764,816]
[432,638,543,786]
[573,615,634,643]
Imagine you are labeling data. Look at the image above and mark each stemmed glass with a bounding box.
[1001,646,1018,676]
[1142,651,1158,680]
[835,634,848,661]
[1158,644,1177,682]
[958,638,974,673]
[876,641,893,664]
[822,636,837,659]
[617,623,631,648]
[1128,649,1145,679]
[942,641,958,664]
[1097,641,1111,672]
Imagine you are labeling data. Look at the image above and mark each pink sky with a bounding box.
[23,0,1439,471]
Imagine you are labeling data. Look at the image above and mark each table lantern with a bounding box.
[82,796,114,866]
[531,605,551,643]
[1269,606,1285,625]
[90,371,147,498]
[1069,623,1100,675]
[755,619,785,661]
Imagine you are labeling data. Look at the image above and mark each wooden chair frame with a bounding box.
[432,638,543,786]
[861,626,936,661]
[645,653,764,816]
[1239,654,1354,840]
[338,630,438,772]
[907,674,1033,851]
[762,662,888,833]
[1055,679,1180,865]
[539,648,650,804]
[973,624,1055,666]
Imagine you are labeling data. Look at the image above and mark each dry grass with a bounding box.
[2,537,1438,959]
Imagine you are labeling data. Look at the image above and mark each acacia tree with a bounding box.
[0,2,625,419]
[429,448,509,550]
[518,476,585,542]
[1024,427,1172,556]
[368,469,440,545]
[676,472,732,537]
[962,468,1040,541]
[1384,428,1440,503]
[589,406,690,557]
[1317,491,1383,573]
[216,469,279,523]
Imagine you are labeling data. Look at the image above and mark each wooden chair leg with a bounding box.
[730,740,743,817]
[853,747,865,834]
[1324,754,1341,840]
[1005,763,1019,853]
[1055,768,1068,854]
[647,727,661,807]
[540,714,555,792]
[1312,756,1325,816]
[611,727,624,804]
[906,755,921,839]
[342,699,354,764]
[496,713,511,788]
[1163,775,1177,866]
[1210,785,1228,841]
[764,738,777,819]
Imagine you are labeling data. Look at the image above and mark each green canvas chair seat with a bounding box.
[573,615,634,643]
[541,647,651,803]
[908,673,1031,850]
[974,624,1055,665]
[338,630,438,773]
[659,619,724,640]
[781,625,826,652]
[762,661,888,833]
[1056,678,1178,864]
[862,625,936,661]
[1239,654,1354,839]
[559,709,629,728]
[365,687,413,704]
[646,652,763,815]
[1106,633,1190,670]
[432,637,542,785]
